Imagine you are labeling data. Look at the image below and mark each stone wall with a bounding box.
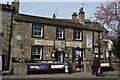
[112,62,120,71]
[10,19,108,72]
[2,10,12,70]
[13,63,27,75]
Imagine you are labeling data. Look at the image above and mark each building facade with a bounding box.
[1,1,108,72]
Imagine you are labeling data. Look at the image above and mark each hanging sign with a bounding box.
[86,35,92,48]
[102,31,108,42]
[55,41,65,48]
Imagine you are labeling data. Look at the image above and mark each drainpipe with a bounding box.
[98,32,101,59]
[7,8,15,71]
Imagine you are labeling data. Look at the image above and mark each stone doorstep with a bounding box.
[2,71,10,75]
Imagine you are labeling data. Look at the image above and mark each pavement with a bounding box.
[1,70,120,79]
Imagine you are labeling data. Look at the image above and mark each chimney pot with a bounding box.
[78,7,85,24]
[72,12,78,21]
[53,14,56,19]
[12,0,20,13]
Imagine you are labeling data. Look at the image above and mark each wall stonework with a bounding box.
[13,63,27,75]
[93,31,98,46]
[11,20,107,62]
[2,10,12,70]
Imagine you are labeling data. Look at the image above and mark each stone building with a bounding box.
[1,1,108,72]
[0,3,13,71]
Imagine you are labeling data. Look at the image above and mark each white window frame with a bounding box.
[74,30,82,40]
[32,24,43,37]
[99,32,102,39]
[31,46,43,60]
[94,47,98,53]
[56,28,64,39]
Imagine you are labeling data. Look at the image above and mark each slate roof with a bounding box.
[14,13,107,32]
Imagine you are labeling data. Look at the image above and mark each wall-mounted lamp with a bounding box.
[65,53,69,58]
[51,52,55,58]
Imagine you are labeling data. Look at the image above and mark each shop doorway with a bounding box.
[55,51,64,63]
[72,48,84,61]
[72,48,85,71]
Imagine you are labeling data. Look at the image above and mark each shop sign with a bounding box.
[86,35,92,48]
[51,65,64,69]
[66,42,82,48]
[29,65,48,69]
[55,41,65,48]
[101,63,110,67]
[34,40,54,46]
[102,31,108,42]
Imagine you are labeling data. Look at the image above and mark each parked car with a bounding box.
[100,62,114,71]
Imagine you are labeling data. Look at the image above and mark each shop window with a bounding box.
[31,46,43,60]
[72,49,84,61]
[32,24,43,38]
[56,27,64,39]
[74,30,82,41]
[93,47,98,53]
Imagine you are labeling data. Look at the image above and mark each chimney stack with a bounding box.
[12,0,20,13]
[53,14,56,19]
[78,7,85,24]
[72,12,78,21]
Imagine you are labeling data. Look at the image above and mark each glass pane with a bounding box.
[33,26,38,30]
[57,28,63,38]
[32,55,40,58]
[38,27,42,31]
[33,31,37,35]
[78,35,80,39]
[38,32,41,36]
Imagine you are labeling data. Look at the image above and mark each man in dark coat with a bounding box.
[92,55,100,76]
[78,56,84,71]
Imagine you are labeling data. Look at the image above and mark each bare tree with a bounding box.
[94,1,120,37]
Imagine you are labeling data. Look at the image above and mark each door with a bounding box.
[55,51,64,63]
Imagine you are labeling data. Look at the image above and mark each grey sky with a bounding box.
[0,1,106,20]
[19,2,106,20]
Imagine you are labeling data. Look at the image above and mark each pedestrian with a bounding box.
[63,59,71,74]
[92,55,101,77]
[90,54,95,75]
[78,56,84,71]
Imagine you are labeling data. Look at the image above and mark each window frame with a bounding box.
[31,46,43,61]
[32,24,44,38]
[93,46,99,53]
[73,29,83,41]
[56,27,64,39]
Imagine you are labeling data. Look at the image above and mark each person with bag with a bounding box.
[78,56,84,71]
[93,55,101,77]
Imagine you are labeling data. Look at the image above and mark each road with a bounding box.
[1,70,120,80]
